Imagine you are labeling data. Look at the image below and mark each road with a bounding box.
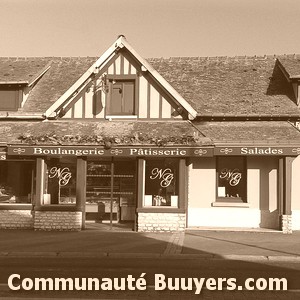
[0,256,300,299]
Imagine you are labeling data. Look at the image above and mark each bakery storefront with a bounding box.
[2,144,213,231]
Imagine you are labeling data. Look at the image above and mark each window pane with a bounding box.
[145,159,178,207]
[217,157,246,202]
[123,82,134,114]
[44,158,76,205]
[110,83,123,114]
[0,90,18,110]
[0,161,34,204]
[108,80,135,115]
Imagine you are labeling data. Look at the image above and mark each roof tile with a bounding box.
[194,121,300,144]
[148,56,300,116]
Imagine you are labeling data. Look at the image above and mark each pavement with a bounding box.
[1,227,300,299]
[0,225,300,261]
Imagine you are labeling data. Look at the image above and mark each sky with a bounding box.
[1,0,300,58]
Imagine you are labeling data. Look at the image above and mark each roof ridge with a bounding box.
[148,54,300,61]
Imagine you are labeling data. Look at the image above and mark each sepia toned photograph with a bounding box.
[0,0,300,299]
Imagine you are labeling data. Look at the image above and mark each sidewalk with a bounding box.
[0,227,300,261]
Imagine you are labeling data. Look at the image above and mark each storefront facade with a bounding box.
[1,36,300,233]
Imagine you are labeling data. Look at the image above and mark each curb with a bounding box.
[1,252,300,261]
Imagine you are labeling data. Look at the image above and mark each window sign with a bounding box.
[217,157,246,202]
[145,159,178,207]
[44,158,76,205]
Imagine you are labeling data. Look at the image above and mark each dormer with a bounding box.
[277,56,300,106]
[0,58,51,113]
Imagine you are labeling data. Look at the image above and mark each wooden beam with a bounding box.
[279,157,294,216]
[76,157,87,229]
[35,158,45,209]
[137,159,145,209]
[178,158,187,210]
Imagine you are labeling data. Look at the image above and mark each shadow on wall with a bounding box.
[259,157,280,230]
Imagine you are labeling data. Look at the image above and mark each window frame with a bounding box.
[0,84,23,111]
[215,156,247,205]
[42,157,77,206]
[142,157,180,210]
[105,75,138,118]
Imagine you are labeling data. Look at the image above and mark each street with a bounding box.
[0,256,300,299]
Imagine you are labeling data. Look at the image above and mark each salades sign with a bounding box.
[214,146,300,156]
[7,146,214,157]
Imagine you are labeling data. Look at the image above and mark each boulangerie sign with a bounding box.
[7,146,213,157]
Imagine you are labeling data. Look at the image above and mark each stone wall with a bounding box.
[281,214,292,234]
[34,211,82,231]
[0,210,33,229]
[137,212,186,232]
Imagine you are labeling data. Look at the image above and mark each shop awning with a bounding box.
[194,121,300,156]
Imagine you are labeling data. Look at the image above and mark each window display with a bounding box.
[0,161,34,204]
[144,159,178,207]
[217,157,246,202]
[44,158,76,205]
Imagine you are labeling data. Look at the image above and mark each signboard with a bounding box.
[7,146,214,158]
[0,152,6,160]
[214,146,300,156]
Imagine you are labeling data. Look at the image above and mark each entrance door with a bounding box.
[85,159,136,227]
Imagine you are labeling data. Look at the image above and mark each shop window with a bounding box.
[106,79,136,116]
[217,157,247,202]
[0,161,34,204]
[144,159,179,207]
[43,158,76,205]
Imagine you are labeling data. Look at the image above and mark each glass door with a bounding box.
[85,159,136,225]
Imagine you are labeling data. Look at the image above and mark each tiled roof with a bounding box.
[0,57,96,115]
[0,120,212,146]
[194,121,300,144]
[278,55,300,78]
[148,56,300,116]
[0,57,49,83]
[1,53,300,118]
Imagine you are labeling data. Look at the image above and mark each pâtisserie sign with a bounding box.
[7,146,213,157]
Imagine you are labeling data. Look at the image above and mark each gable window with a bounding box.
[106,75,137,117]
[216,156,247,203]
[0,86,21,111]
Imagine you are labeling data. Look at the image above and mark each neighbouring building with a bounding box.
[1,35,300,233]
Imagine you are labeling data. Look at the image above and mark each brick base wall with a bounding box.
[34,211,82,231]
[281,214,292,234]
[0,210,33,229]
[137,212,186,232]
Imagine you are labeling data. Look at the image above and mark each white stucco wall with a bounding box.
[291,156,300,230]
[187,157,279,229]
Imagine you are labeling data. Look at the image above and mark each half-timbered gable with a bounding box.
[46,36,196,121]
